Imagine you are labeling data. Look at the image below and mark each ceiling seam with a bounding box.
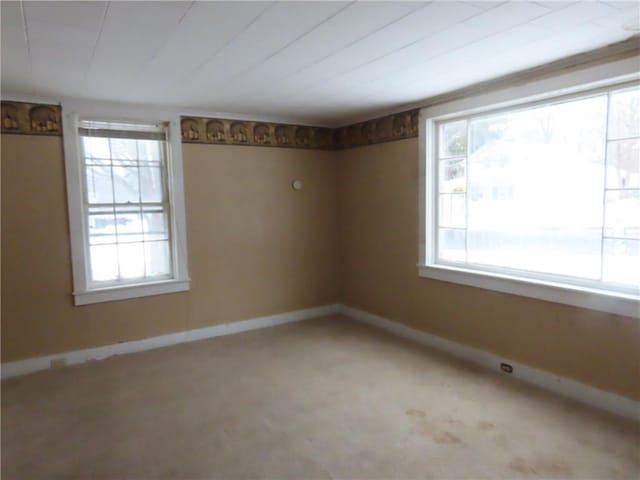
[141,1,196,69]
[229,2,431,106]
[271,2,430,84]
[216,1,356,91]
[163,1,277,92]
[82,1,111,95]
[298,7,561,113]
[19,0,32,72]
[351,6,564,102]
[272,3,495,102]
[353,1,577,100]
[279,1,532,101]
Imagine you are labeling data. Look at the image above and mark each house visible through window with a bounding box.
[421,81,639,314]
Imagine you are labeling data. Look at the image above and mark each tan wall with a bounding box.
[2,131,639,401]
[337,138,640,400]
[1,135,339,361]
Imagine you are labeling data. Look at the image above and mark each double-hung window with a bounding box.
[420,64,639,317]
[64,110,189,305]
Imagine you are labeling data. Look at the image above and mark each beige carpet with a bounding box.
[2,315,639,479]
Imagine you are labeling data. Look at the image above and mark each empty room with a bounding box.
[1,1,639,478]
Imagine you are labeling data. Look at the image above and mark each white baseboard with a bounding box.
[3,302,637,421]
[338,304,640,422]
[1,304,341,380]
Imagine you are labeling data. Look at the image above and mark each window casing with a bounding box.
[419,61,640,318]
[63,108,189,305]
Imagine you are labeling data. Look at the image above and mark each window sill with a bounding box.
[418,264,639,318]
[73,279,190,306]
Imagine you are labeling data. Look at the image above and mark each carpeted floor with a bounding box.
[2,315,639,479]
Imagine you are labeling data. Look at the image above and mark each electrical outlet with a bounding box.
[50,358,67,369]
[500,362,513,374]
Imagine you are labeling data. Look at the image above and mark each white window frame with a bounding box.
[63,101,190,305]
[418,56,640,318]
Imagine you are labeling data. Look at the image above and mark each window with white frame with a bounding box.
[420,76,640,317]
[64,113,189,305]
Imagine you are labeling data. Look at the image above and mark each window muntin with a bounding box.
[432,84,640,297]
[79,120,173,286]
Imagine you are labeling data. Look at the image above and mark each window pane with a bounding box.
[88,211,117,245]
[113,166,140,203]
[438,228,465,263]
[140,166,163,202]
[109,138,137,160]
[90,244,118,282]
[115,207,144,243]
[461,95,607,279]
[606,139,640,189]
[86,165,113,204]
[604,190,640,239]
[143,208,169,241]
[118,242,145,279]
[439,120,467,157]
[145,241,171,277]
[603,239,640,287]
[439,158,466,193]
[138,139,161,162]
[608,87,640,139]
[469,115,507,155]
[439,193,465,228]
[82,137,110,160]
[467,228,602,279]
[470,95,607,167]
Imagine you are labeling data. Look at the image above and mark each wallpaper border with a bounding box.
[1,99,419,149]
[180,116,334,150]
[180,110,419,150]
[1,101,62,136]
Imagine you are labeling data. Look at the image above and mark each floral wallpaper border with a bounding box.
[181,109,419,150]
[1,100,419,149]
[180,117,335,150]
[332,109,419,149]
[1,101,62,136]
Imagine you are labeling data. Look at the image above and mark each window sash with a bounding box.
[78,129,174,287]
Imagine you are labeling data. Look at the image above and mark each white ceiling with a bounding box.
[1,1,638,126]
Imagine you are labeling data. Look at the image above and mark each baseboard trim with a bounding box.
[1,304,341,380]
[338,304,640,422]
[4,303,637,421]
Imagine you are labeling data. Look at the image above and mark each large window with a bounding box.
[64,109,189,305]
[420,75,639,317]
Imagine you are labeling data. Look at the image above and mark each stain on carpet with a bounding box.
[405,408,426,418]
[478,420,496,431]
[509,457,571,477]
[433,431,461,444]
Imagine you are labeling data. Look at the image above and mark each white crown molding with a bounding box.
[338,305,640,422]
[335,38,640,127]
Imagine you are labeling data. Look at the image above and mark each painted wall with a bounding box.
[1,135,339,361]
[2,129,638,402]
[337,138,640,400]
